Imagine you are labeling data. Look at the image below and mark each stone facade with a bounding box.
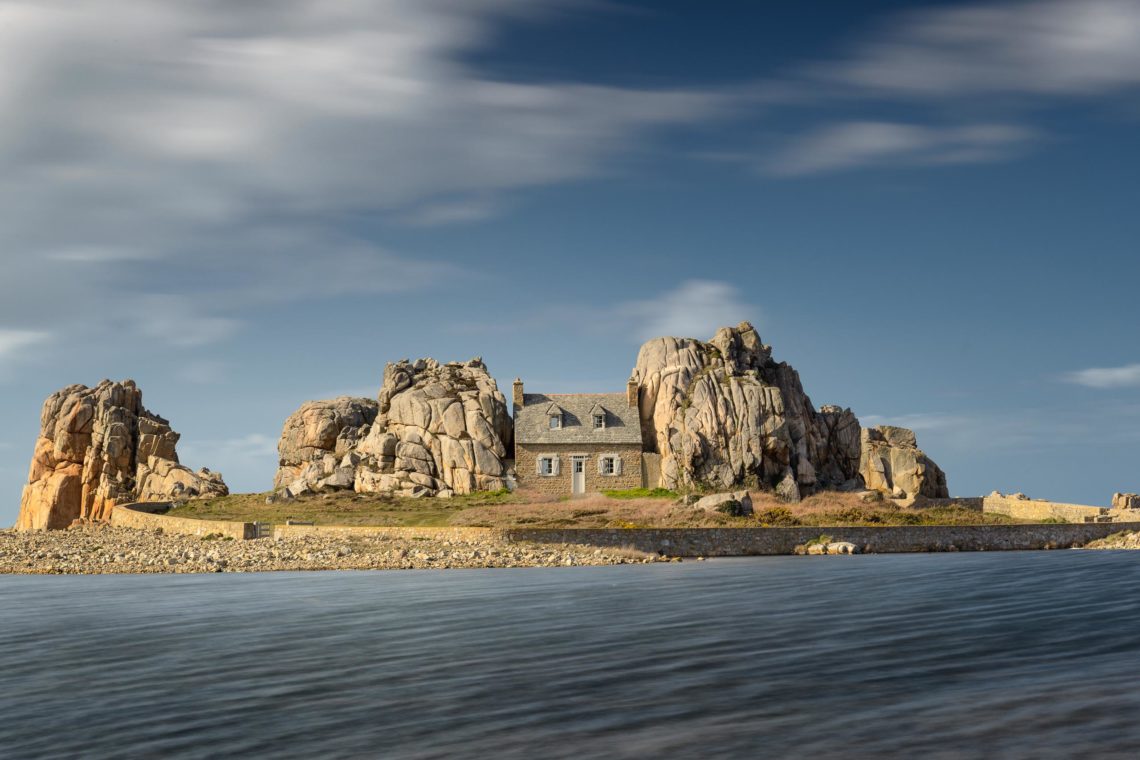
[515,442,644,496]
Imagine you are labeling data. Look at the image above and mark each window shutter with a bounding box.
[536,456,544,476]
[597,456,605,476]
[552,455,561,476]
[614,455,623,476]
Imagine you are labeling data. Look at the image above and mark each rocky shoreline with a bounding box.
[0,525,664,575]
[1082,531,1140,550]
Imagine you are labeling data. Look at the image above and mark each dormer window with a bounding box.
[545,402,563,430]
[589,403,607,429]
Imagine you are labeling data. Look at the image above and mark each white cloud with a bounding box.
[45,246,154,263]
[814,0,1140,98]
[1062,363,1140,389]
[746,1,1140,177]
[0,0,729,357]
[0,329,50,360]
[617,280,755,342]
[768,121,1034,176]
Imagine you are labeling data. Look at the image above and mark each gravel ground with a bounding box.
[0,525,666,574]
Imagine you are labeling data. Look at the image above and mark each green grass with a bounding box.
[166,488,1027,530]
[167,488,519,528]
[601,487,679,500]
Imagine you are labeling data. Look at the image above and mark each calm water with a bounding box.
[3,552,1140,759]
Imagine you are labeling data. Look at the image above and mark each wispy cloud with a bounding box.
[755,0,1140,176]
[0,0,731,361]
[767,121,1034,176]
[134,296,243,348]
[45,246,154,263]
[813,0,1140,99]
[617,280,755,342]
[1062,363,1140,389]
[0,329,50,360]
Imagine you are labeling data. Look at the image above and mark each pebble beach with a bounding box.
[0,524,664,574]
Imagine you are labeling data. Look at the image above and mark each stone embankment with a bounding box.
[0,525,662,574]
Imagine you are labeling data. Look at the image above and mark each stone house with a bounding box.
[512,377,645,496]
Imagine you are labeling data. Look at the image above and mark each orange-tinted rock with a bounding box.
[14,380,227,530]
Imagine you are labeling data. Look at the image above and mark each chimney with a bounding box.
[512,377,524,413]
[627,370,639,408]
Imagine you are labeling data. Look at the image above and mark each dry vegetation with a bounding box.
[167,488,1022,529]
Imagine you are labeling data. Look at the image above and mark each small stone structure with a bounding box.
[1113,493,1140,510]
[513,378,645,497]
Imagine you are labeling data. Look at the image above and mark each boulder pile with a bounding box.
[16,380,228,531]
[273,358,513,499]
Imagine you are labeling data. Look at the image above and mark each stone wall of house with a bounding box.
[515,443,643,496]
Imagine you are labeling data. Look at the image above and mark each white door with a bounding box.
[571,457,586,495]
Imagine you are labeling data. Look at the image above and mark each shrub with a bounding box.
[755,506,801,527]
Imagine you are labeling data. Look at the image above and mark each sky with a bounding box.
[2,0,1140,524]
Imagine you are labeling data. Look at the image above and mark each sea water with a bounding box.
[3,552,1140,758]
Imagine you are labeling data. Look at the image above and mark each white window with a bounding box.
[549,415,561,430]
[539,457,554,476]
[598,455,622,476]
[593,414,605,429]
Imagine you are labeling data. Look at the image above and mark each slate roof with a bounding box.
[516,393,643,445]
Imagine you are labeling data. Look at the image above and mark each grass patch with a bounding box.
[165,487,1032,530]
[602,487,679,500]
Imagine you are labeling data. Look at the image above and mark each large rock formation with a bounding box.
[635,322,862,494]
[634,322,947,499]
[273,397,380,489]
[16,380,228,530]
[274,357,512,499]
[858,426,949,500]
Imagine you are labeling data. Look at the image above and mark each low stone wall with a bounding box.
[981,495,1107,522]
[269,521,1140,555]
[111,503,255,540]
[504,523,1140,555]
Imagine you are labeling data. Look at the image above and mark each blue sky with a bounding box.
[2,0,1140,524]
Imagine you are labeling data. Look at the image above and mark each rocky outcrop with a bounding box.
[859,426,949,499]
[635,322,864,495]
[16,380,228,531]
[634,322,946,500]
[273,357,513,499]
[1113,493,1140,510]
[273,397,379,490]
